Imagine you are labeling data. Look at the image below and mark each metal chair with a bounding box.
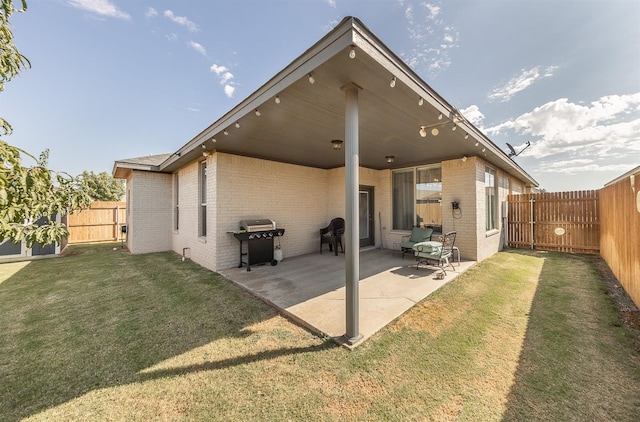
[413,231,457,276]
[400,226,433,258]
[320,218,345,256]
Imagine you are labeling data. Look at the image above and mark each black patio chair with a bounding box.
[320,217,345,256]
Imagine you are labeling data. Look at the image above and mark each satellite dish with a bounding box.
[506,141,531,157]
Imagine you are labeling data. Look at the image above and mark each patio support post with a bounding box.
[342,82,363,345]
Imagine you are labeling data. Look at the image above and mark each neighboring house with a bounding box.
[113,16,537,274]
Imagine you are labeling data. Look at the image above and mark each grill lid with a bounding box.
[240,219,276,232]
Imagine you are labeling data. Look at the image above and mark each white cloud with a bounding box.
[488,66,558,102]
[400,1,459,78]
[144,7,157,18]
[327,0,336,7]
[484,93,640,160]
[220,72,234,85]
[425,3,440,19]
[164,10,199,32]
[224,85,235,98]
[535,159,632,175]
[459,105,485,127]
[210,64,236,97]
[210,64,228,75]
[68,0,130,20]
[187,41,206,56]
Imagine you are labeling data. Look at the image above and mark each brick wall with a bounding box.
[127,170,172,254]
[442,157,478,260]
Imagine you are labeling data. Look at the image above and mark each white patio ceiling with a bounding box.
[159,17,537,187]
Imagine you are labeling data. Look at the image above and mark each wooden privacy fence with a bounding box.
[507,191,599,254]
[67,201,126,244]
[599,175,640,308]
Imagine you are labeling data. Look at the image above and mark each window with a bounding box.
[174,173,179,231]
[485,166,497,231]
[392,165,442,230]
[199,161,206,237]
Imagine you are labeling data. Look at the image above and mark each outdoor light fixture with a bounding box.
[224,129,229,135]
[464,133,469,139]
[418,97,424,106]
[390,77,396,88]
[431,128,439,136]
[308,73,315,84]
[475,141,479,146]
[482,148,486,152]
[452,125,457,131]
[331,139,343,150]
[438,113,443,120]
[202,151,210,157]
[275,95,281,104]
[255,109,261,116]
[419,126,427,137]
[349,46,356,59]
[211,137,216,143]
[385,156,395,163]
[235,122,240,128]
[462,156,468,162]
[201,144,206,149]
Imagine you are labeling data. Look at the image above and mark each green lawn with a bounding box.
[0,244,638,421]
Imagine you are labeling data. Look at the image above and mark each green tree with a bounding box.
[1,1,91,247]
[81,171,125,201]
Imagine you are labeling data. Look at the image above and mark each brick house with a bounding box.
[113,17,537,279]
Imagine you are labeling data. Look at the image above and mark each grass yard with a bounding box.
[0,244,639,421]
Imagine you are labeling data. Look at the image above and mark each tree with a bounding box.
[1,1,91,247]
[81,171,125,201]
[1,1,29,136]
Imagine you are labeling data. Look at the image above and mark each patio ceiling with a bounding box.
[159,17,537,187]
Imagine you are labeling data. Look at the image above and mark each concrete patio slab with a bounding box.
[219,248,476,348]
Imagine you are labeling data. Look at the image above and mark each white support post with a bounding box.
[342,82,363,345]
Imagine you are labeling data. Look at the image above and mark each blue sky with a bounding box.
[3,0,639,191]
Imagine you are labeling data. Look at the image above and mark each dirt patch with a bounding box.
[590,255,640,351]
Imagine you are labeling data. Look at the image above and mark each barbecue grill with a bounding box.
[230,219,285,271]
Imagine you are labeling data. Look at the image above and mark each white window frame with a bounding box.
[485,166,497,232]
[198,161,207,238]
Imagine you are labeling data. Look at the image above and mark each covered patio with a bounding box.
[219,248,476,348]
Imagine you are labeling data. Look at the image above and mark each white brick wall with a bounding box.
[127,170,172,254]
[126,152,530,269]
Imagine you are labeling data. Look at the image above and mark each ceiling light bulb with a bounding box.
[418,97,424,106]
[385,155,395,163]
[482,148,486,152]
[308,74,315,84]
[275,95,280,104]
[255,109,261,116]
[235,122,240,128]
[390,77,396,88]
[201,144,206,149]
[438,113,443,120]
[331,139,343,150]
[462,156,467,162]
[452,125,457,131]
[419,126,427,137]
[224,129,229,135]
[211,137,216,143]
[349,46,356,59]
[464,133,469,139]
[475,141,479,146]
[431,128,439,136]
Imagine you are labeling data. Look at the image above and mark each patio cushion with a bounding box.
[413,241,442,255]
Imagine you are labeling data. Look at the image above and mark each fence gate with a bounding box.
[507,191,599,254]
[67,201,126,244]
